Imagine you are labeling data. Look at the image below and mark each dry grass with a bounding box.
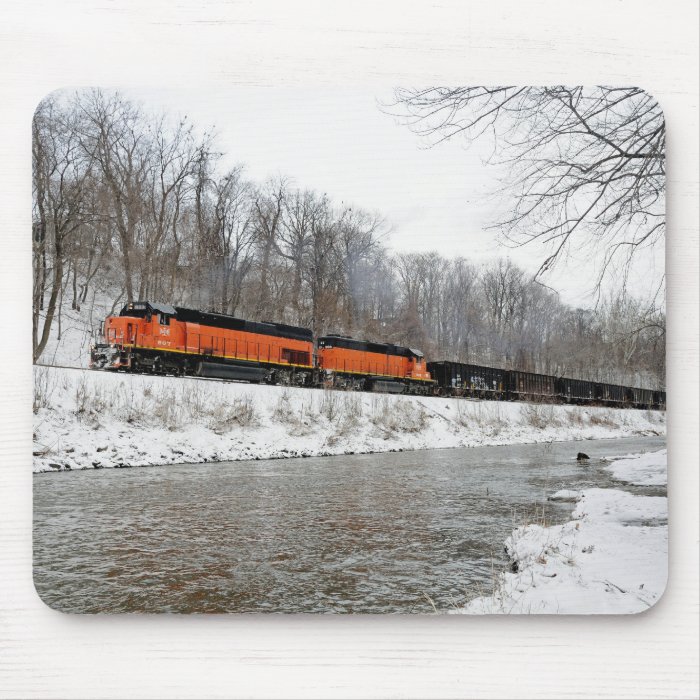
[472,403,508,435]
[521,402,562,430]
[370,395,428,436]
[151,388,183,431]
[45,370,260,432]
[33,366,57,414]
[319,388,341,422]
[328,393,364,440]
[74,375,108,422]
[271,389,315,434]
[208,394,256,433]
[566,407,585,426]
[454,400,472,427]
[588,409,619,428]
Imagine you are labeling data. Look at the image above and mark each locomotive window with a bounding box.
[159,314,170,326]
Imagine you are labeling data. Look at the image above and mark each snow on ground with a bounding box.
[457,450,668,614]
[36,280,121,369]
[602,448,667,486]
[33,366,666,473]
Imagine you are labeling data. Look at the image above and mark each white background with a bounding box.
[1,1,698,698]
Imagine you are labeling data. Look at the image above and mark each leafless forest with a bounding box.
[32,89,665,388]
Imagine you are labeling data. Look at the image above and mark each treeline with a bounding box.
[32,89,665,388]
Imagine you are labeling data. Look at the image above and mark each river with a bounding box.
[33,435,666,613]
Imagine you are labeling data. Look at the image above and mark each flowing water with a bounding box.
[33,435,666,613]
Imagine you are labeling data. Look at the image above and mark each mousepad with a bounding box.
[32,85,667,613]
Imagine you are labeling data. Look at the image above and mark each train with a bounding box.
[89,300,666,410]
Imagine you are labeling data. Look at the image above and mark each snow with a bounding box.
[602,448,667,486]
[36,281,120,368]
[547,489,581,502]
[33,365,666,473]
[457,449,668,614]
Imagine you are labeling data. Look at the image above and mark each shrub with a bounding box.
[332,393,364,437]
[472,403,507,435]
[152,388,183,431]
[371,396,428,435]
[272,389,300,424]
[33,366,56,414]
[455,400,471,427]
[209,394,257,433]
[588,409,618,428]
[174,383,204,418]
[522,403,555,429]
[319,388,340,422]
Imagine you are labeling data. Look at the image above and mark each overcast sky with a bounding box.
[125,85,665,309]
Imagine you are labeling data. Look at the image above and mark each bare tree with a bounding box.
[77,89,151,303]
[32,97,94,361]
[68,182,112,309]
[278,189,322,320]
[439,258,480,362]
[394,253,429,349]
[211,168,256,314]
[336,207,385,330]
[303,198,344,334]
[140,114,207,301]
[481,259,525,333]
[252,178,288,318]
[389,86,665,295]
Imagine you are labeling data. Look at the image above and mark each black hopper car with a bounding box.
[427,360,666,410]
[428,361,507,399]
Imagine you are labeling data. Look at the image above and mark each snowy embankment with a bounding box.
[37,285,119,369]
[33,365,665,473]
[458,449,668,614]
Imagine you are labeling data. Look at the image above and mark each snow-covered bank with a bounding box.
[458,449,668,614]
[602,448,668,486]
[33,366,666,473]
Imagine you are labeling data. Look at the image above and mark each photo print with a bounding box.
[33,86,667,613]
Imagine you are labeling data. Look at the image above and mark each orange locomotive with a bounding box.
[90,301,314,384]
[317,334,433,393]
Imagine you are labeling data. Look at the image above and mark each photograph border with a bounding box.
[2,0,698,697]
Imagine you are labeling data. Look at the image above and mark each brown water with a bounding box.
[33,435,666,614]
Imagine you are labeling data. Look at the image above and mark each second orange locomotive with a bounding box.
[317,334,431,393]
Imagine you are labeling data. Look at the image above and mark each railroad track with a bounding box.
[33,363,263,387]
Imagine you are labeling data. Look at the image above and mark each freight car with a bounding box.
[653,390,667,410]
[90,301,314,384]
[629,386,656,410]
[555,377,596,405]
[506,370,557,402]
[426,361,506,399]
[595,382,628,406]
[317,334,433,393]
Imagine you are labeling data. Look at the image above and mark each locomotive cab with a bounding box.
[90,301,177,369]
[407,348,431,381]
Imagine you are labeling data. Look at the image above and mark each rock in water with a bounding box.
[577,452,590,461]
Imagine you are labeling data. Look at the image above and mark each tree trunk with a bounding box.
[33,240,63,362]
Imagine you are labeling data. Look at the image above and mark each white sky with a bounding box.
[125,86,665,309]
